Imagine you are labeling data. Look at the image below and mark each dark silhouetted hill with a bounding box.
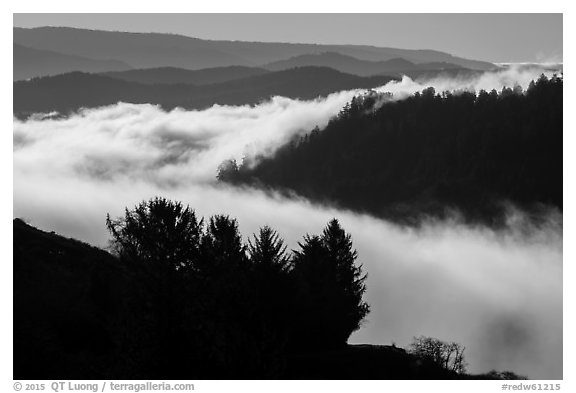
[13,218,132,378]
[14,43,132,81]
[14,218,523,379]
[13,67,397,117]
[14,26,496,74]
[223,75,563,226]
[264,52,469,77]
[102,66,270,85]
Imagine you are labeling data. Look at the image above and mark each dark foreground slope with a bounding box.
[223,75,563,225]
[14,67,396,117]
[14,218,517,379]
[13,218,135,378]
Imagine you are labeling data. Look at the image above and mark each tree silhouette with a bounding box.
[105,198,207,377]
[248,226,290,274]
[247,226,293,342]
[199,214,247,275]
[408,336,467,374]
[106,197,202,272]
[291,220,369,348]
[321,219,370,341]
[291,234,333,347]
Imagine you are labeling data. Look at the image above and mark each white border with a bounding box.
[4,3,572,392]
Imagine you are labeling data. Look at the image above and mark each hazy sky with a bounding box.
[13,13,562,63]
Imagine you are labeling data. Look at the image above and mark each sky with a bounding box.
[13,13,562,63]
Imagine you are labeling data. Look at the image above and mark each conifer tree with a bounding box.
[199,214,246,274]
[291,220,369,347]
[321,219,370,341]
[248,225,290,274]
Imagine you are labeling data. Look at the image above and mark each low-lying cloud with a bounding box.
[13,64,562,379]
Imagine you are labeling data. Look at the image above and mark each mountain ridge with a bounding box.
[14,26,496,75]
[101,65,270,85]
[14,66,398,117]
[264,52,468,76]
[14,43,132,80]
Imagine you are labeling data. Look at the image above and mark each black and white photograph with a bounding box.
[10,9,566,386]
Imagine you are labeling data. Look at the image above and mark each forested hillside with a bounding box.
[221,75,563,225]
[14,67,396,118]
[101,66,270,85]
[263,52,470,77]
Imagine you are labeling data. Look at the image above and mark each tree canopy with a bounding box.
[103,197,371,376]
[105,197,202,271]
